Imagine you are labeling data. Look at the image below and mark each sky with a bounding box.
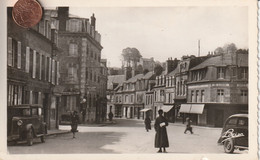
[69,7,248,68]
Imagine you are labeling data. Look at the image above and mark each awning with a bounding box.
[190,104,205,114]
[160,105,174,113]
[179,104,205,114]
[140,108,151,112]
[179,104,192,113]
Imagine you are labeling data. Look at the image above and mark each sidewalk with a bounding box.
[46,129,70,136]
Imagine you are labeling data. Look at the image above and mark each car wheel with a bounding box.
[224,139,235,153]
[27,128,34,146]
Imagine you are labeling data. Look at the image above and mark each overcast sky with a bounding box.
[69,7,248,68]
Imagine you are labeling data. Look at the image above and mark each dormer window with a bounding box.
[217,67,225,79]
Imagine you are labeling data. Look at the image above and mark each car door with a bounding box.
[234,117,248,147]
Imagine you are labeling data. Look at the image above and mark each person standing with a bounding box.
[144,115,151,132]
[71,111,79,138]
[108,111,114,121]
[154,109,169,153]
[184,117,193,134]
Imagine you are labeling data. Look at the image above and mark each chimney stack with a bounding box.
[91,13,96,30]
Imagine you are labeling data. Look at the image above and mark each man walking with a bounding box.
[184,117,193,134]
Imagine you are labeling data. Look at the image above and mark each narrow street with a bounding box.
[8,118,246,154]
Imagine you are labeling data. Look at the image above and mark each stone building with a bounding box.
[7,8,61,129]
[185,52,248,127]
[50,7,106,123]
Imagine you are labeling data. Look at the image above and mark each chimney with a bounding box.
[124,66,132,80]
[57,7,69,31]
[165,58,179,74]
[91,13,96,30]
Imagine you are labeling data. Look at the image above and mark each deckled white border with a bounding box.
[0,0,258,160]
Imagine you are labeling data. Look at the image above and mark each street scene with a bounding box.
[9,118,245,154]
[7,6,250,155]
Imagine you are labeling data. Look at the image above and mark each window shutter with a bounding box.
[56,62,59,85]
[48,57,52,82]
[7,37,13,66]
[52,59,55,84]
[32,50,36,78]
[39,53,42,80]
[17,41,21,69]
[25,47,30,72]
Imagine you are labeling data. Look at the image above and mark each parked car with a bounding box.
[217,114,248,153]
[7,104,47,146]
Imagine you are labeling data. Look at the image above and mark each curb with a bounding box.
[46,130,71,137]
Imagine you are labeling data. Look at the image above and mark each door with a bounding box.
[215,109,224,127]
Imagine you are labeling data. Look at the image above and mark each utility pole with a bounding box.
[198,39,200,57]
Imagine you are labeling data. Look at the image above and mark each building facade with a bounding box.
[7,8,61,129]
[186,52,248,127]
[50,7,106,123]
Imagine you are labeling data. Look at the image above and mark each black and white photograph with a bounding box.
[1,0,258,160]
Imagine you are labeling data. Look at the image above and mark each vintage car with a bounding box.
[7,104,47,146]
[217,114,248,153]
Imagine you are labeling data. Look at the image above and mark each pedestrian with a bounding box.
[184,117,193,134]
[144,115,151,132]
[70,111,79,138]
[154,109,169,153]
[108,112,113,121]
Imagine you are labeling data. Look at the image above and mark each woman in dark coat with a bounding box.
[71,111,79,138]
[154,109,169,153]
[144,116,151,132]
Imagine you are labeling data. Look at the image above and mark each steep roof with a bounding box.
[107,75,126,89]
[143,71,154,80]
[190,54,248,71]
[126,74,144,83]
[167,65,179,77]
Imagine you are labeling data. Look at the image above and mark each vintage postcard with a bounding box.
[0,0,258,160]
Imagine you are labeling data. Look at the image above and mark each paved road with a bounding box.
[7,118,247,154]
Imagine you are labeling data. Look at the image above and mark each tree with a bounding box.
[121,47,142,67]
[223,43,237,54]
[236,49,248,54]
[214,43,238,55]
[214,47,224,55]
[154,64,163,76]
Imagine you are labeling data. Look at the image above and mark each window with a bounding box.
[241,90,248,103]
[32,50,36,78]
[36,52,40,79]
[66,96,77,111]
[67,63,78,83]
[217,89,224,102]
[25,47,30,73]
[66,19,82,32]
[217,67,225,79]
[125,95,128,103]
[41,55,45,80]
[131,95,134,103]
[201,90,205,102]
[241,67,248,79]
[69,43,78,56]
[29,49,34,77]
[191,90,195,102]
[195,90,199,102]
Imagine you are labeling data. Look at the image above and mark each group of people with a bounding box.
[145,109,193,153]
[70,109,193,153]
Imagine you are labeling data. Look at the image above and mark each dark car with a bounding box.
[217,114,248,153]
[7,104,47,146]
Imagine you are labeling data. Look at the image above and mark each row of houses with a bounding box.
[107,51,248,127]
[7,7,107,130]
